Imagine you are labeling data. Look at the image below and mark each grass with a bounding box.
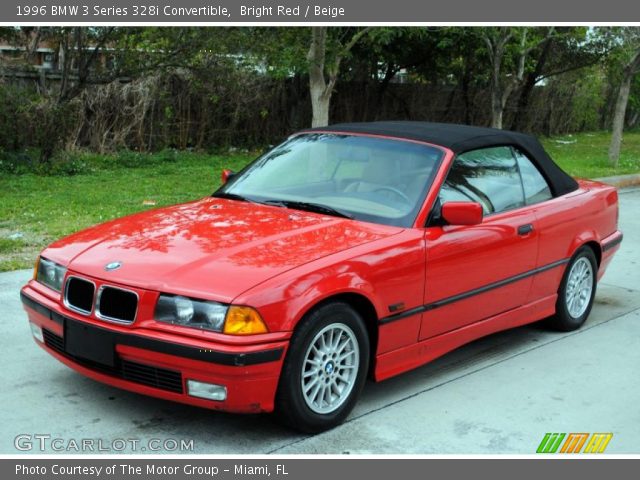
[0,150,255,271]
[542,131,640,178]
[1,130,639,272]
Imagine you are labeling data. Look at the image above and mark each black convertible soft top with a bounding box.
[305,121,579,197]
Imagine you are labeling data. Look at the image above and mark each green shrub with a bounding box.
[114,148,179,168]
[0,150,37,174]
[156,148,179,163]
[115,150,149,168]
[0,85,38,152]
[43,151,91,176]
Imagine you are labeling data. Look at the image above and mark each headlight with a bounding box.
[36,257,67,292]
[155,295,228,332]
[154,295,269,335]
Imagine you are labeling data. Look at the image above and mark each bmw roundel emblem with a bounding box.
[104,261,122,271]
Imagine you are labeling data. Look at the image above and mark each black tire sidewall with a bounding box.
[276,302,370,433]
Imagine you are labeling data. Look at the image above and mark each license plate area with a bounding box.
[65,318,115,367]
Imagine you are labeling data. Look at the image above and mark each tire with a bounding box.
[275,302,370,433]
[547,246,598,331]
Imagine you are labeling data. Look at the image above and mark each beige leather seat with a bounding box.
[404,173,429,201]
[343,151,397,194]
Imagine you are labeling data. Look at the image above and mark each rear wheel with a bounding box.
[547,246,597,331]
[275,302,369,433]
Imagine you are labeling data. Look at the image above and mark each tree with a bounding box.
[47,28,129,159]
[482,27,556,129]
[325,27,437,121]
[0,27,120,162]
[14,27,225,163]
[306,27,371,127]
[509,28,609,131]
[224,27,373,127]
[608,29,640,166]
[27,27,121,162]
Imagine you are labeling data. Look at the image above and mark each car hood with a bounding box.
[43,197,401,302]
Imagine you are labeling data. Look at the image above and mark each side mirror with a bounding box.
[441,201,483,226]
[221,169,235,185]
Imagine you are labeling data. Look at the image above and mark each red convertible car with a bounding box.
[21,122,622,432]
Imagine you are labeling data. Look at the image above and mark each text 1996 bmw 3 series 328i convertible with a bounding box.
[21,122,622,432]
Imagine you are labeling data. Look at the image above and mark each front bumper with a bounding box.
[20,284,288,413]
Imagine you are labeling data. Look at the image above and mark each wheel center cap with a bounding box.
[325,361,335,374]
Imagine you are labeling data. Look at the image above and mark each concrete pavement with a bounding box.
[1,188,639,454]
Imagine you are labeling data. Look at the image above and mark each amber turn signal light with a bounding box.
[33,257,40,280]
[223,306,268,335]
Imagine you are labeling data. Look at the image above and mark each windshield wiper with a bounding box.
[212,192,255,203]
[261,199,354,219]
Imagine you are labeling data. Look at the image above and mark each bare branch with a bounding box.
[483,35,495,62]
[329,27,372,90]
[341,27,372,57]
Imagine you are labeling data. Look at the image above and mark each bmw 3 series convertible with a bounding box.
[21,122,623,432]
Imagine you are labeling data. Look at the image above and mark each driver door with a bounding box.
[419,146,539,340]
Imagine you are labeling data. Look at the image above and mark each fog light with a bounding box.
[186,380,227,401]
[30,322,44,343]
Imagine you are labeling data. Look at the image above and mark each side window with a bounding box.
[513,149,553,204]
[439,146,525,215]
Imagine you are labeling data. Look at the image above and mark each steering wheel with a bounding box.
[374,186,412,205]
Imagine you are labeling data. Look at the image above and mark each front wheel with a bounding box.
[547,246,598,331]
[275,302,369,433]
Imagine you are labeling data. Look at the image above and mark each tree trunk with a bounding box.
[486,28,542,130]
[489,47,504,129]
[511,38,553,131]
[372,64,397,121]
[310,85,330,127]
[486,32,509,129]
[307,27,330,127]
[306,27,370,128]
[490,97,504,129]
[608,73,633,166]
[609,50,640,166]
[461,59,473,125]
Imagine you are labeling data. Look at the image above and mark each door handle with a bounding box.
[518,224,534,236]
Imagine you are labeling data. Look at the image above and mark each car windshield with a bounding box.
[214,133,444,227]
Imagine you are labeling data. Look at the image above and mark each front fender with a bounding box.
[258,266,383,332]
[232,230,426,336]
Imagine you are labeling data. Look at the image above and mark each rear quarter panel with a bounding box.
[528,180,618,302]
